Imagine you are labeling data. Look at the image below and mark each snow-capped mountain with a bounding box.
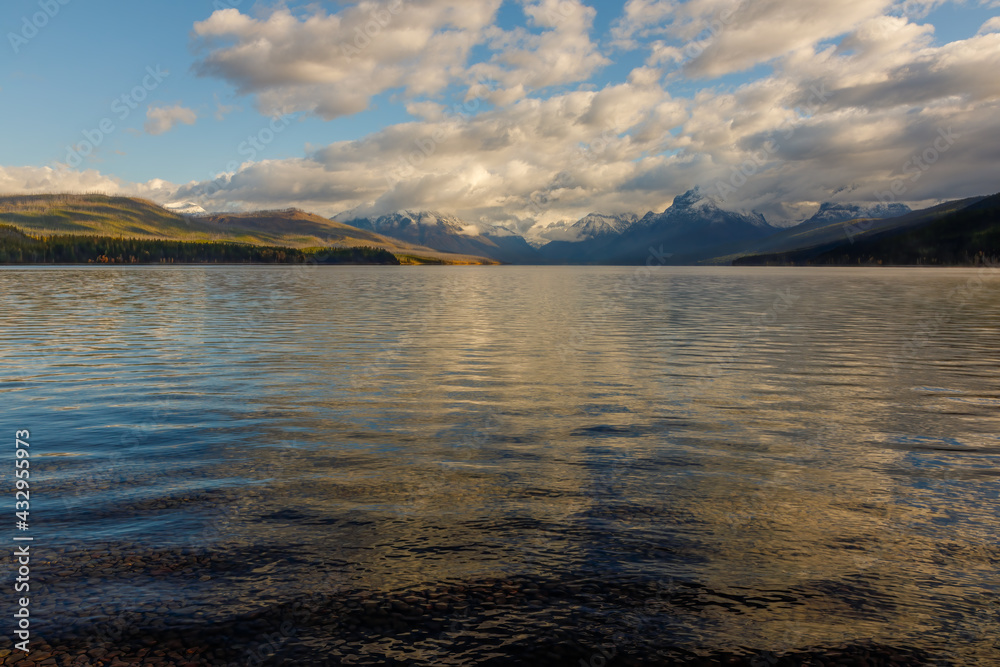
[635,187,771,230]
[605,188,774,262]
[571,212,639,240]
[336,210,538,263]
[539,188,775,263]
[533,212,640,249]
[802,202,912,227]
[536,212,640,261]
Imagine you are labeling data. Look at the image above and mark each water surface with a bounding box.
[1,266,998,665]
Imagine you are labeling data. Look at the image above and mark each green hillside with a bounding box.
[0,224,399,265]
[0,194,200,237]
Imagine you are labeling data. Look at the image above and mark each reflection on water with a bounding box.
[1,265,999,665]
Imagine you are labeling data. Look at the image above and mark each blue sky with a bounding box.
[2,0,999,232]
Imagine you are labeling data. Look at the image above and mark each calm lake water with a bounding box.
[2,265,999,665]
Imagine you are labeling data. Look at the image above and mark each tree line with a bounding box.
[0,226,400,265]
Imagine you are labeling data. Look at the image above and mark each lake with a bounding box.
[2,265,999,665]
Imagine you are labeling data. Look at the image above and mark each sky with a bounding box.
[2,0,1000,236]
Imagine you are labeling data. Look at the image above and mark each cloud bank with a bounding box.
[8,1,1000,232]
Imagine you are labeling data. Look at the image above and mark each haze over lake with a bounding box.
[4,266,999,664]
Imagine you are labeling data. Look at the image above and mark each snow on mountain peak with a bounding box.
[671,187,718,211]
[804,202,911,226]
[652,188,770,229]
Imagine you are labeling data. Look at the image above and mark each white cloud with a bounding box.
[468,0,610,104]
[788,25,1000,110]
[614,0,900,78]
[192,0,610,117]
[144,104,198,135]
[978,16,1000,34]
[0,165,178,201]
[191,2,503,120]
[610,0,677,48]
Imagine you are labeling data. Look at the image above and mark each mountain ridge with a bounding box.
[336,210,539,263]
[3,190,995,267]
[801,202,912,227]
[539,188,775,264]
[733,194,999,266]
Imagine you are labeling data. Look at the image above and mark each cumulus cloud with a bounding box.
[613,0,909,78]
[618,0,1000,79]
[701,0,896,77]
[609,0,676,49]
[190,1,609,117]
[144,104,198,135]
[769,18,1000,114]
[191,2,503,120]
[468,0,610,104]
[978,16,1000,35]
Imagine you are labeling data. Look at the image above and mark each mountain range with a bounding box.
[2,188,997,267]
[598,188,775,264]
[535,188,780,263]
[337,188,996,266]
[335,189,782,264]
[334,210,538,264]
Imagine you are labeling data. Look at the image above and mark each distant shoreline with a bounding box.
[3,262,996,270]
